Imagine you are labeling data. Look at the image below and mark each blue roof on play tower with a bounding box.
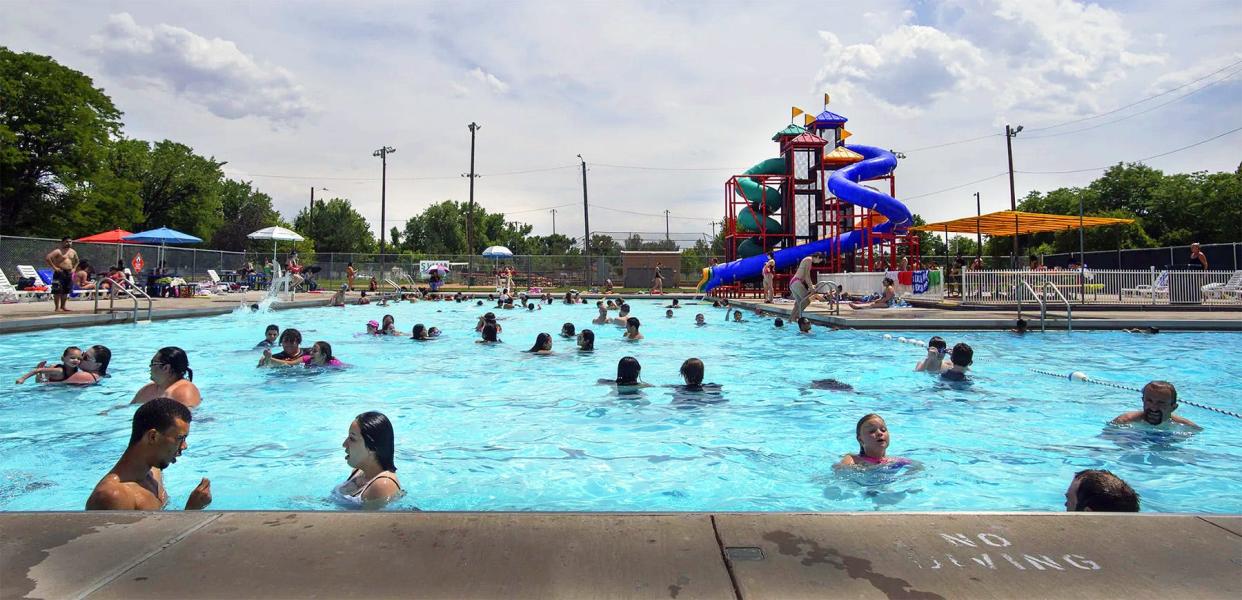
[812,110,848,126]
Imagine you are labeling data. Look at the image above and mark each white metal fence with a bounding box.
[962,269,1242,306]
[816,269,946,301]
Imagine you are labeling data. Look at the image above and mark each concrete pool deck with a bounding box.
[728,299,1242,331]
[2,512,1238,599]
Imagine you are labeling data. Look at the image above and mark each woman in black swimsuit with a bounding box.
[337,412,402,509]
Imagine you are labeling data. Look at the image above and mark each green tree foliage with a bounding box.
[0,47,122,235]
[293,197,376,253]
[396,200,539,255]
[210,179,281,251]
[135,140,226,241]
[588,233,622,256]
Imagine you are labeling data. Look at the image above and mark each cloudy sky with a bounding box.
[4,0,1240,245]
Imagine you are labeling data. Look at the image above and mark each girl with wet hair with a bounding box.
[336,411,402,509]
[599,356,648,387]
[477,323,501,343]
[528,332,553,354]
[410,324,429,341]
[835,413,911,468]
[577,329,595,351]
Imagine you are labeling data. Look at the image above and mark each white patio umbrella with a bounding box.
[481,245,513,258]
[247,226,305,263]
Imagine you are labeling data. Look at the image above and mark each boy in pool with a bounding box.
[16,346,82,384]
[694,313,706,326]
[1111,381,1201,429]
[773,318,784,328]
[797,317,812,333]
[623,317,643,341]
[666,309,674,319]
[914,336,950,372]
[939,343,972,381]
[255,324,280,349]
[1064,469,1139,512]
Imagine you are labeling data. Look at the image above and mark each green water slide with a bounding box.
[734,157,785,257]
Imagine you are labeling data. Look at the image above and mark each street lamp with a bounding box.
[1005,124,1022,268]
[373,146,395,274]
[464,122,481,286]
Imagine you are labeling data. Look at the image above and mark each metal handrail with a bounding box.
[1020,280,1046,332]
[92,275,152,323]
[1043,281,1073,332]
[816,279,841,315]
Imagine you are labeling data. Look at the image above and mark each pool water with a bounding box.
[2,300,1239,512]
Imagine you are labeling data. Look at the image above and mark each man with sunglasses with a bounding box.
[87,398,212,510]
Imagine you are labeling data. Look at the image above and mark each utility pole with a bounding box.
[974,191,982,256]
[1005,124,1022,268]
[578,154,591,285]
[372,147,395,275]
[664,210,671,242]
[464,122,481,286]
[310,187,328,213]
[549,208,558,236]
[710,220,719,239]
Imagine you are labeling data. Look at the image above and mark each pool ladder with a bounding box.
[1017,280,1073,332]
[92,276,153,324]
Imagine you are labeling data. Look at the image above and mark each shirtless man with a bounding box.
[86,398,212,510]
[45,237,79,312]
[1112,380,1201,429]
[132,347,202,409]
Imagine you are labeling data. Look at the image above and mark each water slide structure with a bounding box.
[697,109,915,292]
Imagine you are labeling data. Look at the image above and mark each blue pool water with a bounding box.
[2,300,1239,512]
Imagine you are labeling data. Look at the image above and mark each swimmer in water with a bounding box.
[695,313,706,326]
[598,356,650,387]
[1111,380,1200,429]
[731,309,745,323]
[86,398,212,510]
[560,322,576,338]
[255,324,280,349]
[914,336,950,373]
[773,318,784,328]
[1064,469,1140,512]
[336,411,402,510]
[1011,318,1028,334]
[592,302,610,325]
[16,345,83,384]
[835,413,910,468]
[623,317,643,341]
[577,329,595,351]
[304,341,343,367]
[809,378,853,391]
[612,303,632,326]
[428,327,441,338]
[666,309,674,319]
[797,317,812,333]
[259,329,307,368]
[410,324,430,341]
[939,343,972,382]
[134,347,202,409]
[528,332,553,354]
[477,323,501,344]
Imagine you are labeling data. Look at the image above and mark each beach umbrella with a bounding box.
[247,226,305,263]
[123,227,203,267]
[77,229,137,265]
[481,246,513,258]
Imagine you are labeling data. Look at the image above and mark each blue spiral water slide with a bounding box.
[698,144,913,291]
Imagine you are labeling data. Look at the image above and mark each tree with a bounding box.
[293,197,376,253]
[588,233,622,256]
[135,140,226,241]
[0,48,122,235]
[210,179,281,251]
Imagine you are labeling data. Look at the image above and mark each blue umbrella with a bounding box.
[123,227,203,244]
[123,227,203,270]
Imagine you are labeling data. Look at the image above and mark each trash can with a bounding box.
[1169,264,1203,305]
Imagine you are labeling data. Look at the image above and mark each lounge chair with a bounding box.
[0,269,46,303]
[198,269,231,295]
[1202,270,1242,301]
[1122,270,1169,299]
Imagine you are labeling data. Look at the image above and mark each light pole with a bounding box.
[664,210,671,242]
[465,122,481,286]
[974,191,982,257]
[309,186,328,212]
[549,208,557,236]
[1005,124,1022,268]
[578,154,590,285]
[372,146,395,276]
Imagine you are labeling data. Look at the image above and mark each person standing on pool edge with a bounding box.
[45,237,79,313]
[87,398,212,510]
[132,347,202,409]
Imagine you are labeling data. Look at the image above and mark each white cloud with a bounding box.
[91,12,312,125]
[468,67,509,94]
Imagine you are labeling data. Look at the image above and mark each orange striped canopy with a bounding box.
[910,211,1133,237]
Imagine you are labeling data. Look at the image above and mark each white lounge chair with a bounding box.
[1202,270,1242,301]
[1122,271,1169,298]
[1,269,45,303]
[199,269,231,295]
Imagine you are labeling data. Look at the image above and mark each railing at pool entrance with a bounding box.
[961,268,1242,306]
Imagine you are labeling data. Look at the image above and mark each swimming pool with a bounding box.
[2,300,1239,512]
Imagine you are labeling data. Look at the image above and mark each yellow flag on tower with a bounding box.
[803,114,815,127]
[791,106,804,121]
[841,128,853,140]
[823,93,831,107]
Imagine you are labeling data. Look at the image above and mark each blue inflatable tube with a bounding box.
[699,145,912,291]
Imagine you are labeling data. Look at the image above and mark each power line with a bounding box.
[1024,57,1242,133]
[1017,125,1242,174]
[593,204,715,221]
[1021,66,1242,140]
[900,172,1010,201]
[592,163,746,172]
